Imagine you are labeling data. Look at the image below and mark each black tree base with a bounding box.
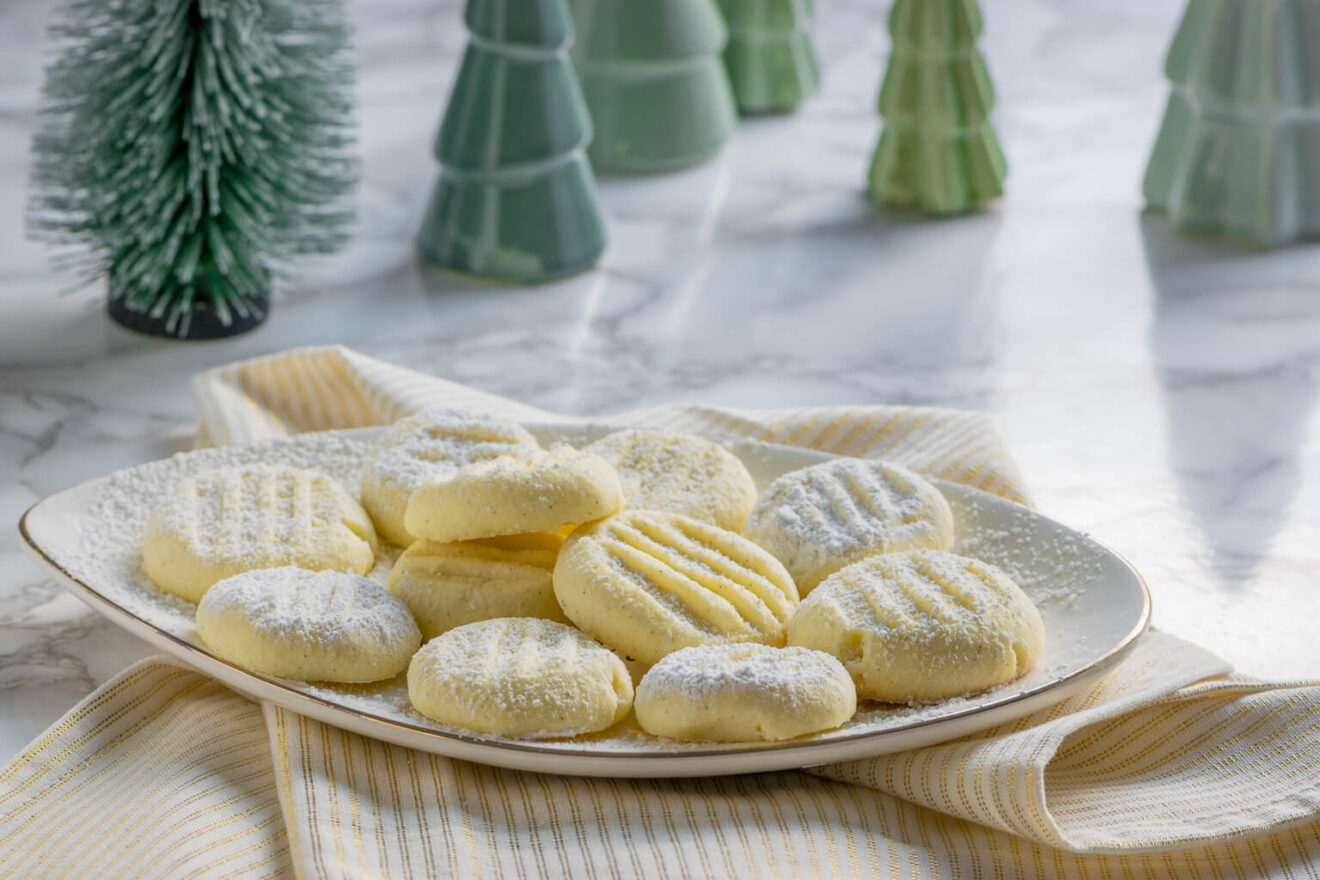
[108,289,269,340]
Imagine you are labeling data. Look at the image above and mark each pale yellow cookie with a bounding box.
[583,429,758,531]
[386,532,568,639]
[787,550,1045,702]
[195,567,421,683]
[361,407,540,546]
[407,618,633,738]
[635,644,856,742]
[143,466,377,603]
[553,510,799,666]
[742,458,953,593]
[404,445,623,543]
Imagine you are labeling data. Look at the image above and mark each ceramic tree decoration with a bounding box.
[417,0,607,282]
[716,0,819,115]
[571,0,738,173]
[867,0,1006,214]
[1144,0,1320,247]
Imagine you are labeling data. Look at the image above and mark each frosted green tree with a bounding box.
[868,0,1005,214]
[29,0,357,339]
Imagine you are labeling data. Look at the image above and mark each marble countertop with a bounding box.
[3,0,1319,763]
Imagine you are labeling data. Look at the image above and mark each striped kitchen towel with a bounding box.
[3,345,1318,879]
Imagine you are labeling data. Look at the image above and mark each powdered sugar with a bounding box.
[407,618,633,739]
[196,567,421,682]
[65,432,383,639]
[639,644,850,705]
[360,406,540,545]
[790,549,1046,703]
[198,567,416,645]
[584,429,758,532]
[142,464,377,602]
[742,457,954,589]
[364,411,538,487]
[634,643,857,741]
[952,493,1106,610]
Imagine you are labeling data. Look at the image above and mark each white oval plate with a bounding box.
[19,422,1150,778]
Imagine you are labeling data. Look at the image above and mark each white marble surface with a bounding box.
[2,0,1320,764]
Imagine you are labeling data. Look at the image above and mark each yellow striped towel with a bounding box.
[3,345,1318,880]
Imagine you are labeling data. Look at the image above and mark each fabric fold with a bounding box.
[0,658,292,879]
[813,631,1246,850]
[6,657,1320,880]
[192,344,1031,504]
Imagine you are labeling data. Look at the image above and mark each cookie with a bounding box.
[361,407,540,546]
[386,532,567,639]
[143,466,377,603]
[634,644,856,742]
[742,457,953,593]
[407,618,633,738]
[583,429,757,531]
[195,567,421,682]
[787,550,1045,702]
[553,510,799,666]
[404,445,623,543]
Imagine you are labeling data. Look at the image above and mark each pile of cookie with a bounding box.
[141,408,1044,743]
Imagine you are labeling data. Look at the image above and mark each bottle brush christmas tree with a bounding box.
[28,0,357,340]
[571,0,737,173]
[417,0,606,282]
[867,0,1005,215]
[716,0,819,115]
[1144,0,1320,246]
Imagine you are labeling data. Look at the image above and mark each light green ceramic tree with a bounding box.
[417,0,607,282]
[572,0,737,173]
[867,0,1005,214]
[717,0,819,114]
[1144,0,1320,246]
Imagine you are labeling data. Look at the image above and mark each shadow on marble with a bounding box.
[414,259,536,297]
[673,211,1005,408]
[1141,214,1320,589]
[0,283,108,369]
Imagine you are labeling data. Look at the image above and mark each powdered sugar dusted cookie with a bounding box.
[386,532,567,639]
[407,618,633,738]
[788,550,1044,703]
[553,510,799,666]
[742,458,953,593]
[195,567,421,682]
[143,466,377,603]
[635,644,856,742]
[361,407,541,546]
[583,429,758,531]
[404,445,623,543]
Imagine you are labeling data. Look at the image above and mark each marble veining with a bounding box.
[2,0,1320,762]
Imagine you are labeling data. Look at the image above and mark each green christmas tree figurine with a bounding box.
[417,0,607,283]
[717,0,819,115]
[867,0,1006,215]
[1144,0,1320,246]
[29,0,357,340]
[572,0,737,173]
